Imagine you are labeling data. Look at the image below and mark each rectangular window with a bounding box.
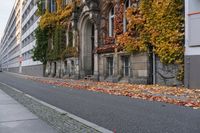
[123,0,131,32]
[64,61,68,74]
[111,17,114,36]
[188,14,200,46]
[107,57,113,76]
[122,56,130,76]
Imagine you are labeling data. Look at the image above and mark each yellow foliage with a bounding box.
[141,0,184,64]
[117,5,146,53]
[39,0,76,29]
[117,0,184,80]
[118,0,184,64]
[117,32,146,53]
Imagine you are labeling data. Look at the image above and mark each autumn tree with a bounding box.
[32,26,49,76]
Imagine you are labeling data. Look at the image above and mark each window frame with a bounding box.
[122,56,130,77]
[51,0,57,12]
[109,7,115,37]
[107,57,114,76]
[123,0,131,33]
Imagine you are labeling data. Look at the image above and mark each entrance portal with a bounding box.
[81,18,95,75]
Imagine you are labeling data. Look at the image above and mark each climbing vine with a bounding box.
[117,5,146,53]
[47,26,66,60]
[39,0,75,29]
[34,0,80,63]
[117,0,184,81]
[61,47,78,59]
[114,2,124,35]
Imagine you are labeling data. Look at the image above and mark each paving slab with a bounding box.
[0,119,57,133]
[0,104,38,122]
[0,90,18,105]
[0,88,57,133]
[0,97,17,105]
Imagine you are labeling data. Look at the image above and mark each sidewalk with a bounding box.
[0,89,57,133]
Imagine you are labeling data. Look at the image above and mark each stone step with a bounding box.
[84,75,93,80]
[119,77,129,83]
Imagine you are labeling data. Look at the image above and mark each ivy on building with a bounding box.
[33,0,79,65]
[61,47,78,59]
[117,0,184,81]
[47,26,67,61]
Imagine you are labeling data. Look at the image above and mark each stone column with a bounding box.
[129,54,134,78]
[74,58,79,79]
[45,62,50,76]
[50,62,55,77]
[93,25,99,80]
[56,61,60,78]
[60,60,64,78]
[66,59,71,76]
[113,48,119,82]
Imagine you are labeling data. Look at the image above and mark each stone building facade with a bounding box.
[44,0,147,84]
[44,0,181,86]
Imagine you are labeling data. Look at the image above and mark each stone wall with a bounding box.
[7,67,19,73]
[129,53,148,84]
[2,65,43,77]
[22,65,43,77]
[99,52,149,84]
[46,58,79,79]
[155,57,182,86]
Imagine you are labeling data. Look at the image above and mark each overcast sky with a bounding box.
[0,0,14,39]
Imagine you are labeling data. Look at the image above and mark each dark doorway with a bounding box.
[54,62,56,77]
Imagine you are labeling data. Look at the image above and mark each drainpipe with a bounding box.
[153,53,156,84]
[147,45,153,84]
[185,57,190,88]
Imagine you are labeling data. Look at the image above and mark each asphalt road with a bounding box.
[0,72,200,133]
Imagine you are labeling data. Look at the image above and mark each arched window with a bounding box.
[123,0,130,32]
[109,7,115,37]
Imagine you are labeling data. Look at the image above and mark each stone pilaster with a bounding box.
[93,25,99,80]
[112,49,119,82]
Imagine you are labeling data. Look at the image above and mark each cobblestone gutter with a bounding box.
[0,83,111,133]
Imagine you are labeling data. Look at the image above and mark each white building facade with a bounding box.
[0,0,43,76]
[185,0,200,88]
[21,0,42,76]
[0,0,22,73]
